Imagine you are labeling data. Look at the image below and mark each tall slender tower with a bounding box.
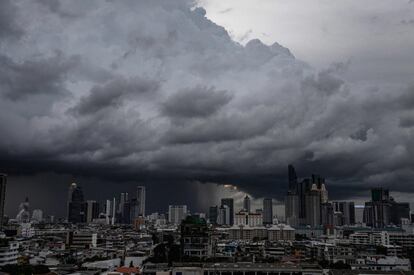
[136,186,146,217]
[243,195,251,213]
[263,198,273,225]
[288,164,297,192]
[0,174,6,229]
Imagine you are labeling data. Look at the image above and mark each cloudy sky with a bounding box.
[1,0,414,218]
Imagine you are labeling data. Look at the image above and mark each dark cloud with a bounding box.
[0,53,77,100]
[162,86,232,118]
[0,0,23,39]
[75,77,160,115]
[0,0,414,216]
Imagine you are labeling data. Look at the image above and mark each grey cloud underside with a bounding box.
[1,0,414,205]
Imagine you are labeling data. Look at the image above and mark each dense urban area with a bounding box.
[1,166,414,275]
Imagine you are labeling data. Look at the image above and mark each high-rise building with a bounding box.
[263,198,273,225]
[0,174,6,229]
[285,193,299,226]
[221,198,234,225]
[168,205,188,225]
[67,183,86,224]
[136,186,146,217]
[333,201,355,225]
[208,206,218,225]
[305,185,321,227]
[321,202,334,227]
[86,200,99,223]
[243,195,251,213]
[105,199,112,225]
[363,188,409,228]
[122,201,131,224]
[288,164,297,192]
[118,192,128,213]
[217,205,230,225]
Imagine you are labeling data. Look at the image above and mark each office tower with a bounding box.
[305,185,321,227]
[355,205,365,224]
[263,198,273,225]
[31,209,43,223]
[297,179,311,223]
[321,202,334,227]
[209,206,218,225]
[288,164,297,192]
[86,200,99,223]
[118,192,128,213]
[217,205,230,225]
[168,205,188,225]
[371,188,389,202]
[136,186,146,217]
[363,188,409,228]
[333,201,355,225]
[221,198,234,225]
[0,174,6,229]
[67,183,86,224]
[122,201,131,224]
[243,195,251,212]
[285,193,299,226]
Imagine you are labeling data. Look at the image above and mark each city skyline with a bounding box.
[1,0,414,221]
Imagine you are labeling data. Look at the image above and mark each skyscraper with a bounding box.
[305,185,321,227]
[86,200,99,223]
[221,198,234,225]
[288,164,297,192]
[0,174,6,229]
[209,206,218,225]
[364,188,410,227]
[285,193,299,226]
[243,195,251,212]
[263,198,273,225]
[67,183,86,224]
[333,201,355,225]
[136,186,146,217]
[217,205,230,225]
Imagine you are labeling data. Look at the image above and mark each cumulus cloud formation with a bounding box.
[1,0,414,212]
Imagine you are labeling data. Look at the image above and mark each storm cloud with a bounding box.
[1,0,414,215]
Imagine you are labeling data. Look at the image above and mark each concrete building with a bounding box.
[0,240,18,266]
[235,211,263,227]
[226,224,295,241]
[168,205,188,225]
[180,216,212,258]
